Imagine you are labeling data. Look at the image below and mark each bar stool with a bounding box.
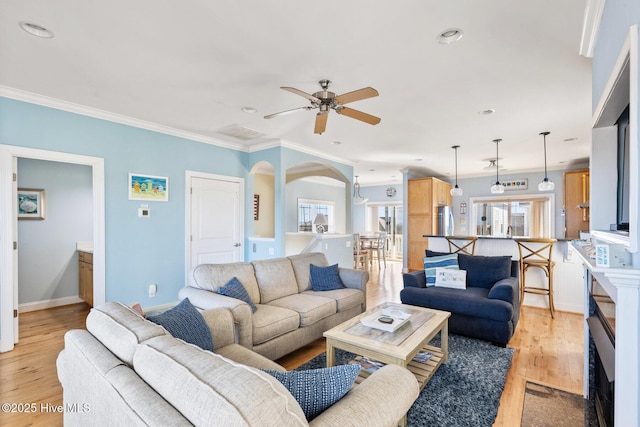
[445,236,478,255]
[515,238,557,318]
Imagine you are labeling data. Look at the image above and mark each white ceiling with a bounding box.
[0,0,592,186]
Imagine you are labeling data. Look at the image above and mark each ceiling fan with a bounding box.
[264,79,381,134]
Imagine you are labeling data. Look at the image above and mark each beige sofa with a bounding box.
[57,302,419,426]
[179,253,369,360]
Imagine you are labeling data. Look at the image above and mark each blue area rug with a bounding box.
[297,333,514,427]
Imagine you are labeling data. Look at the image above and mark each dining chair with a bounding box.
[369,232,387,268]
[353,233,369,269]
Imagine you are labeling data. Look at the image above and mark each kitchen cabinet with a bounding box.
[563,169,590,239]
[79,251,93,307]
[407,177,452,270]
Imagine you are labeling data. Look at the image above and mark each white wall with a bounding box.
[285,178,347,233]
[17,159,92,305]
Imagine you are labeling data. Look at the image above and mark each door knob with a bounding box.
[234,243,242,247]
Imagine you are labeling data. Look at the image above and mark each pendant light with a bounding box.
[353,176,368,205]
[450,145,463,196]
[490,139,505,194]
[538,131,555,191]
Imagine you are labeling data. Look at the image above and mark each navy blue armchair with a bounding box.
[400,252,520,346]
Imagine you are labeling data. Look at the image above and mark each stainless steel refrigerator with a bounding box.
[437,206,454,236]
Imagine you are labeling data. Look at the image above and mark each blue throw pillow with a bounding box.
[262,364,360,420]
[457,253,512,289]
[426,249,452,257]
[218,277,257,313]
[310,264,344,291]
[147,298,214,351]
[423,253,459,287]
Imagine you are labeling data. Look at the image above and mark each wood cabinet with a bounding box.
[78,251,93,307]
[407,177,452,270]
[563,169,590,239]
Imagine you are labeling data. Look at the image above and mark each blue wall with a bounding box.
[1,97,247,307]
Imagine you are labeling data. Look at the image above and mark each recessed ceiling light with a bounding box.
[478,109,495,115]
[19,22,54,38]
[563,137,578,142]
[241,107,257,114]
[436,28,463,44]
[331,141,341,145]
[415,158,423,162]
[369,169,375,172]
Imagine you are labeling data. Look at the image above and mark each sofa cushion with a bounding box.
[147,298,214,351]
[399,286,514,322]
[251,305,300,345]
[423,254,459,287]
[217,277,257,313]
[268,294,336,327]
[289,253,329,292]
[458,253,512,289]
[86,302,167,366]
[190,262,260,304]
[252,258,299,304]
[301,288,364,312]
[262,364,361,420]
[310,264,344,291]
[134,335,307,426]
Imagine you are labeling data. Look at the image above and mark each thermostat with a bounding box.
[138,204,150,217]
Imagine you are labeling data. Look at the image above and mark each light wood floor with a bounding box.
[0,261,583,426]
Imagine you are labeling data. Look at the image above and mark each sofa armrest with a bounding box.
[403,270,427,288]
[310,364,419,427]
[199,308,236,349]
[488,277,519,305]
[178,287,253,349]
[338,267,369,291]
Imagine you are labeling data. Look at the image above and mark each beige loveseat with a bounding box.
[179,253,368,360]
[57,302,419,426]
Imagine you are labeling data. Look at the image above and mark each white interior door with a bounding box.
[188,173,243,270]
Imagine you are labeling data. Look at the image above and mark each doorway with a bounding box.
[367,203,403,259]
[185,171,244,275]
[0,145,105,352]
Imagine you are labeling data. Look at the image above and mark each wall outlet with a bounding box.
[346,241,351,247]
[268,248,274,256]
[149,284,157,298]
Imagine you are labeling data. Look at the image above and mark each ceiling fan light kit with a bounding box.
[490,139,505,194]
[450,145,463,196]
[538,131,555,191]
[264,80,381,135]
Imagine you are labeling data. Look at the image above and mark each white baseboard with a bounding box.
[19,296,85,313]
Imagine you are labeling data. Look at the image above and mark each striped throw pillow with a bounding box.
[261,364,361,420]
[423,254,459,287]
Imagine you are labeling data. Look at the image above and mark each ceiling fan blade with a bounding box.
[314,113,328,134]
[264,106,312,119]
[334,87,379,105]
[281,87,321,103]
[336,107,381,125]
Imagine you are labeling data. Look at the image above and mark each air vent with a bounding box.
[216,124,265,141]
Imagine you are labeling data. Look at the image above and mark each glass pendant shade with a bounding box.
[538,131,554,191]
[490,139,505,194]
[352,176,368,205]
[450,145,463,196]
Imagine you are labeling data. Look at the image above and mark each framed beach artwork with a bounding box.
[129,173,169,202]
[18,188,45,220]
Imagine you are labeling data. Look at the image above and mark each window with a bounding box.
[470,194,554,238]
[298,198,334,233]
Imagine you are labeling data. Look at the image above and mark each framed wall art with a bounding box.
[129,173,169,202]
[18,188,45,220]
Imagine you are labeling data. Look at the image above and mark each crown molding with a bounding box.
[0,86,245,152]
[248,138,356,167]
[579,0,606,58]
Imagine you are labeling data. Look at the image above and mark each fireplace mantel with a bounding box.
[573,244,640,426]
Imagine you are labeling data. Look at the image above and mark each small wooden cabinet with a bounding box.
[563,169,590,239]
[407,177,452,270]
[78,251,93,307]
